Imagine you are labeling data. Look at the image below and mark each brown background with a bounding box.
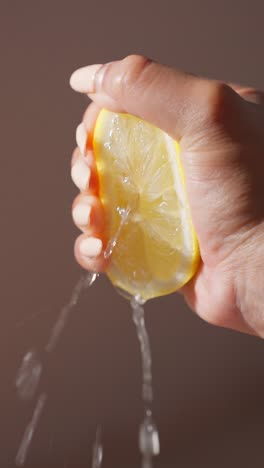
[1,1,264,467]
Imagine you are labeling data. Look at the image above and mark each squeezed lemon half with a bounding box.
[93,109,199,300]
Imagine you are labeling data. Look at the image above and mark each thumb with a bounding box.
[70,55,240,142]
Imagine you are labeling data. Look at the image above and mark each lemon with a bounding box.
[93,109,199,301]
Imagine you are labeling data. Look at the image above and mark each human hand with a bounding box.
[70,55,264,337]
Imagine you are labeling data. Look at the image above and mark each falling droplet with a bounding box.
[15,393,47,466]
[139,411,160,456]
[16,350,42,401]
[92,425,103,468]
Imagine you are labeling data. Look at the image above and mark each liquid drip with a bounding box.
[130,295,160,467]
[46,272,97,353]
[139,410,160,456]
[16,350,42,401]
[104,206,131,259]
[141,456,152,468]
[91,426,103,468]
[15,393,47,467]
[131,296,153,405]
[15,272,98,466]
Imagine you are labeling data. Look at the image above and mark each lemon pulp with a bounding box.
[93,109,199,300]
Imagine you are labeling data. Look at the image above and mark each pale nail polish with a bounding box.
[71,159,90,192]
[76,123,87,155]
[80,237,103,257]
[69,64,102,93]
[72,203,91,227]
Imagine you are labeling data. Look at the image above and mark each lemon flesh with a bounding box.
[93,109,199,301]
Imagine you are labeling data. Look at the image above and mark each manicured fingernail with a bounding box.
[76,123,87,155]
[72,203,91,227]
[80,237,103,257]
[70,62,115,94]
[69,64,102,93]
[71,159,90,192]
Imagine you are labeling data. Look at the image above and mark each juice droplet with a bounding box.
[139,411,160,456]
[91,425,103,468]
[104,206,131,259]
[15,393,47,466]
[16,350,42,401]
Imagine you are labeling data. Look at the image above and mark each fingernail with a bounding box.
[69,64,103,93]
[72,203,91,227]
[70,62,115,94]
[80,237,103,257]
[76,123,87,155]
[71,159,90,192]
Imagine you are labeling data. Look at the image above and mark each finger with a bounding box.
[71,114,99,193]
[74,232,108,273]
[75,103,100,157]
[75,121,88,156]
[82,101,101,132]
[227,82,264,104]
[70,55,240,141]
[71,150,98,194]
[72,193,104,234]
[71,147,79,167]
[82,102,102,150]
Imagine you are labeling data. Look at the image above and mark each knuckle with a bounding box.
[204,81,237,126]
[119,54,154,96]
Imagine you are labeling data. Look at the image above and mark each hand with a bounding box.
[70,55,264,338]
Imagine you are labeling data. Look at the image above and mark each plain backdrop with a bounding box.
[1,1,264,467]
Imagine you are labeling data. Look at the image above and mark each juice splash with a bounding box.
[15,192,163,468]
[15,245,160,468]
[15,272,97,466]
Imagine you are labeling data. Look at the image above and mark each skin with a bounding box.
[70,55,264,338]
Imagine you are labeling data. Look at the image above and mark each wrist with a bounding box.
[234,226,264,337]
